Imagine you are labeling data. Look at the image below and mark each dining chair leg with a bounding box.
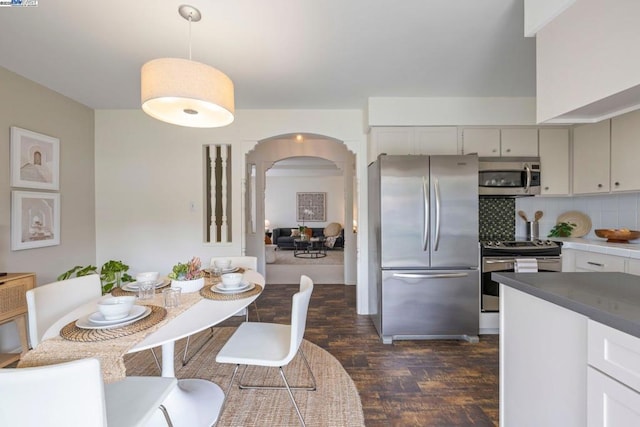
[150,348,161,373]
[182,328,215,366]
[238,349,316,391]
[158,404,174,427]
[214,364,240,427]
[279,367,306,427]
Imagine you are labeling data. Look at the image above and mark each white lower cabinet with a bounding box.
[575,251,625,272]
[500,285,587,427]
[588,368,640,427]
[501,287,640,427]
[588,320,640,427]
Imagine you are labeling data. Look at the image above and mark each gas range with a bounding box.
[480,239,562,257]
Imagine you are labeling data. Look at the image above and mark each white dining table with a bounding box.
[42,270,265,427]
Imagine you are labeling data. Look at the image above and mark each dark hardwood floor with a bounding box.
[222,283,499,427]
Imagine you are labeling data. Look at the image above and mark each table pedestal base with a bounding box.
[146,379,224,426]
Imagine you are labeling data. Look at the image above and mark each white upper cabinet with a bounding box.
[539,128,570,195]
[462,128,538,157]
[461,128,500,156]
[501,129,539,157]
[611,110,640,192]
[572,120,610,194]
[535,0,640,123]
[368,127,458,163]
[413,127,459,155]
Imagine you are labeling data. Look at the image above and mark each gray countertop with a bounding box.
[493,272,640,339]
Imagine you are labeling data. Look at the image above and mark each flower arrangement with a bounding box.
[168,256,204,281]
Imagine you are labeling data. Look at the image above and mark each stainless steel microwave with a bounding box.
[478,157,540,196]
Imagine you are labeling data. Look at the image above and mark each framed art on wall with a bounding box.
[10,126,60,190]
[296,192,326,222]
[11,191,61,250]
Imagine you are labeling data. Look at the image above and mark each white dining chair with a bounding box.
[26,274,102,348]
[181,256,260,366]
[26,274,163,371]
[0,358,176,427]
[215,275,315,426]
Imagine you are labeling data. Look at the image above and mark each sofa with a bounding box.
[272,227,344,250]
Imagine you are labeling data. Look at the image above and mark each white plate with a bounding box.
[76,306,151,329]
[212,282,255,294]
[122,279,168,291]
[221,267,240,273]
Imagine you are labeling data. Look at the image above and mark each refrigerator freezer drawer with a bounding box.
[380,269,479,343]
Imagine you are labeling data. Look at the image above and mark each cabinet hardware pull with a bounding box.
[587,261,604,267]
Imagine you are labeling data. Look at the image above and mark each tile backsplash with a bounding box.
[479,198,515,241]
[516,193,640,240]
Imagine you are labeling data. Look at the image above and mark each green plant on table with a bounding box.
[547,222,576,238]
[58,260,134,294]
[168,256,204,281]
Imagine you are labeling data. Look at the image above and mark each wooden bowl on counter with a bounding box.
[594,229,640,243]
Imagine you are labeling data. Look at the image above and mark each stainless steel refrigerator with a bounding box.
[368,154,479,344]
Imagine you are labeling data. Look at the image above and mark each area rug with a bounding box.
[123,327,364,427]
[271,248,344,266]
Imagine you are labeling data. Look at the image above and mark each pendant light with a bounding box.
[141,5,234,128]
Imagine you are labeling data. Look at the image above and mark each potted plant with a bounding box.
[168,256,205,293]
[58,260,134,294]
[548,222,576,238]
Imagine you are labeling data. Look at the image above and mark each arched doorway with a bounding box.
[244,133,357,285]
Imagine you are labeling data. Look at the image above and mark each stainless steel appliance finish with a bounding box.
[480,239,562,312]
[368,154,480,344]
[478,157,541,196]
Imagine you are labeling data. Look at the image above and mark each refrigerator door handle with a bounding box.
[434,177,441,251]
[393,272,469,279]
[422,175,429,251]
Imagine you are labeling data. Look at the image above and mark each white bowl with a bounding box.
[220,273,243,288]
[97,296,136,320]
[136,271,159,283]
[171,277,205,293]
[214,259,232,270]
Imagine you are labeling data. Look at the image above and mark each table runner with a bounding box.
[17,274,248,382]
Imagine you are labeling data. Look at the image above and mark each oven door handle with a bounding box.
[484,258,559,264]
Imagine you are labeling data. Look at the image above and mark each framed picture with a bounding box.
[11,191,61,250]
[296,192,326,222]
[10,126,60,190]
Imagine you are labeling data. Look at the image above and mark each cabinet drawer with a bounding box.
[589,320,640,393]
[588,367,640,427]
[575,252,625,272]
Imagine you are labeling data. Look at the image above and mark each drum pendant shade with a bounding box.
[141,58,234,128]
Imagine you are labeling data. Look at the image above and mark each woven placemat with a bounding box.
[111,281,170,297]
[60,305,167,342]
[200,283,263,301]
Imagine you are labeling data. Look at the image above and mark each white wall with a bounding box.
[94,109,370,311]
[516,193,640,240]
[0,67,95,351]
[266,175,345,231]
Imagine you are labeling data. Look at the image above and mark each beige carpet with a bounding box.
[124,327,364,427]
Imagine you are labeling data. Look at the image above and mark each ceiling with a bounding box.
[0,0,536,111]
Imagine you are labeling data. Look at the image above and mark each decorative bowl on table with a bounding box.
[220,273,243,288]
[136,271,160,283]
[97,296,136,320]
[594,228,640,243]
[214,259,232,270]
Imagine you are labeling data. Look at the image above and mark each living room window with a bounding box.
[205,144,232,243]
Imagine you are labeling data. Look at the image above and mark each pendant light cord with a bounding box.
[188,14,192,60]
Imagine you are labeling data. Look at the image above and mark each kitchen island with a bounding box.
[494,272,640,427]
